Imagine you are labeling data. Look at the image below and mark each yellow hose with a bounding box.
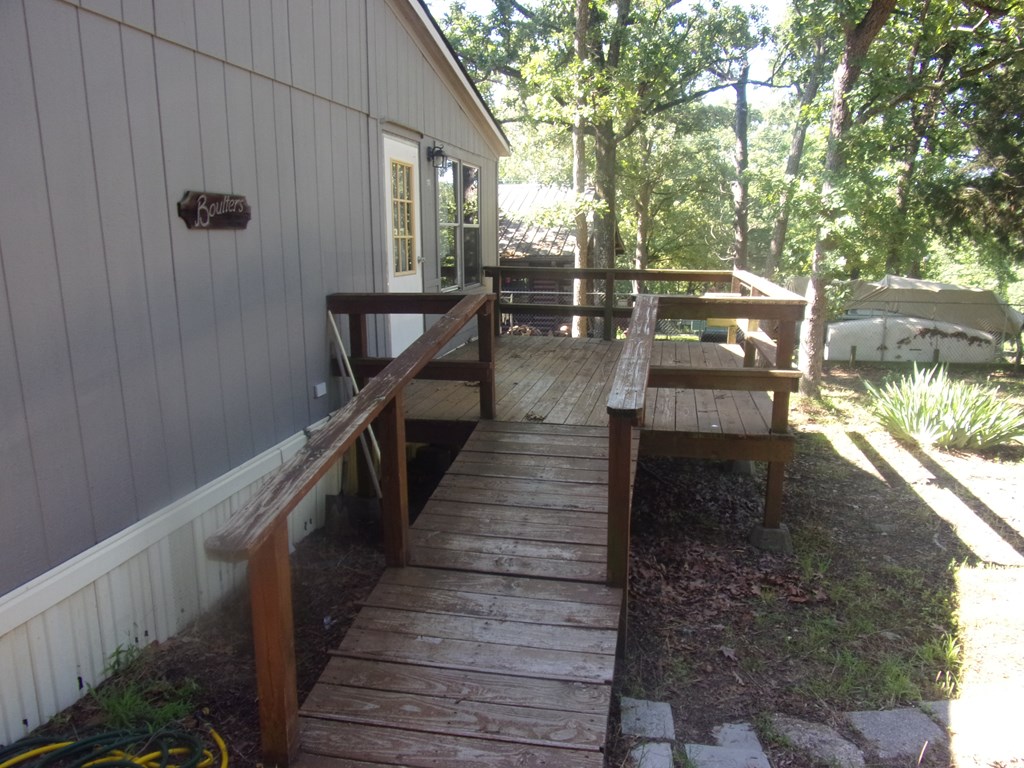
[0,742,73,768]
[1,726,228,768]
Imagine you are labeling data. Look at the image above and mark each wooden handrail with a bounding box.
[485,266,806,341]
[604,282,806,587]
[606,295,658,588]
[654,294,805,322]
[732,269,805,301]
[647,366,801,393]
[485,266,734,283]
[329,292,496,418]
[204,292,493,766]
[206,293,492,558]
[607,294,659,417]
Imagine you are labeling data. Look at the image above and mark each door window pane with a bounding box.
[436,158,482,289]
[391,160,416,276]
[462,164,479,225]
[439,226,458,290]
[463,226,481,287]
[438,164,457,224]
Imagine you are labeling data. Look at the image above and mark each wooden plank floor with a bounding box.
[297,421,625,767]
[404,335,774,436]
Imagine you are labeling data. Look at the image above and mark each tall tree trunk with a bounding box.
[591,0,630,307]
[800,0,897,397]
[731,62,750,271]
[593,119,617,271]
[767,42,824,278]
[633,162,653,296]
[884,22,950,279]
[572,0,591,338]
[884,137,922,277]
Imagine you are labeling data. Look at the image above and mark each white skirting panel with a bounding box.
[0,426,337,746]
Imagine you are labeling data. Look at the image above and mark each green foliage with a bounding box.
[917,632,962,698]
[90,645,199,730]
[866,364,1024,450]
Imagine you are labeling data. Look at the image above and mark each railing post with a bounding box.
[771,318,797,433]
[607,413,634,588]
[248,520,299,766]
[603,270,614,341]
[477,297,496,419]
[378,392,409,566]
[491,266,502,337]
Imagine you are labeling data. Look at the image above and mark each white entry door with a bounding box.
[383,135,425,355]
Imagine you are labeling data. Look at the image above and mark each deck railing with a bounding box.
[604,270,806,587]
[205,293,495,766]
[485,265,764,340]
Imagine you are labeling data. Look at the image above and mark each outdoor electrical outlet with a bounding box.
[313,382,327,399]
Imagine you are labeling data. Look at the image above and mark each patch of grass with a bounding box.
[752,711,792,749]
[917,632,963,698]
[89,645,200,730]
[750,549,961,712]
[674,745,698,767]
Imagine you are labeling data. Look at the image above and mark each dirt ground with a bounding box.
[28,366,1024,767]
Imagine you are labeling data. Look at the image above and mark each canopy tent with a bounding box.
[846,275,1023,338]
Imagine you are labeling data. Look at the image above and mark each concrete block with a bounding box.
[748,523,794,554]
[628,741,674,768]
[772,714,865,768]
[713,722,761,750]
[846,708,946,761]
[685,743,771,768]
[620,697,676,742]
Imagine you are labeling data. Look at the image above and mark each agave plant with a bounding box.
[866,364,1024,450]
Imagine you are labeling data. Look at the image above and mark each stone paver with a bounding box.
[621,697,676,742]
[684,743,771,768]
[846,708,946,761]
[712,722,761,750]
[628,741,674,768]
[771,714,865,768]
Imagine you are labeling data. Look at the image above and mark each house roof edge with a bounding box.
[406,0,511,157]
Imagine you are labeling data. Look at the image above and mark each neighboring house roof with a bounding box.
[498,184,583,264]
[408,0,510,157]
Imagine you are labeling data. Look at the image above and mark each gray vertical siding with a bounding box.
[0,0,504,594]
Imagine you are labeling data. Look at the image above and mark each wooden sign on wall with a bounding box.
[177,191,251,230]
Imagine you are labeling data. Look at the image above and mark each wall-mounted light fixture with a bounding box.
[427,143,449,171]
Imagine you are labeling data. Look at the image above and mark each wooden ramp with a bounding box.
[297,421,625,767]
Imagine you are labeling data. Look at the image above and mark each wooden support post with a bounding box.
[477,299,496,419]
[771,391,792,434]
[763,461,785,528]
[378,393,409,566]
[607,414,634,588]
[743,337,756,367]
[775,320,796,370]
[349,313,369,389]
[248,521,299,766]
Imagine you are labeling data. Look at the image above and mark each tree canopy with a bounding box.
[432,0,1024,386]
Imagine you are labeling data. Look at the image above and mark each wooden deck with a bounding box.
[296,421,628,767]
[402,335,791,463]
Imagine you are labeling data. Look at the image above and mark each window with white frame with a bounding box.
[437,160,480,290]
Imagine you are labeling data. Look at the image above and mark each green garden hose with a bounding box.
[0,725,227,768]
